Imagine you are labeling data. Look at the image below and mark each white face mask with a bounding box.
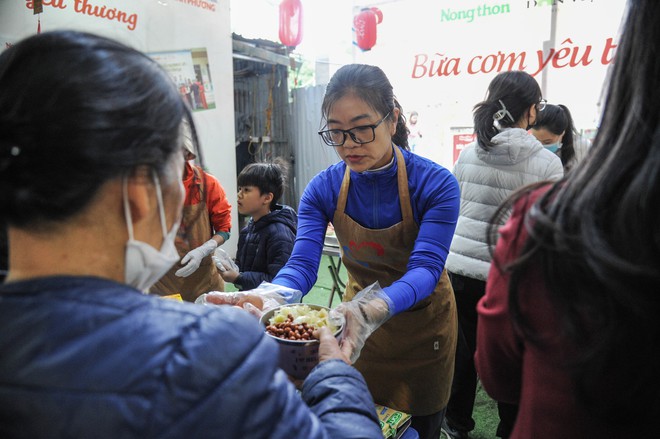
[123,171,180,292]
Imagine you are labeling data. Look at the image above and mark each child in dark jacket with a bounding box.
[215,159,297,290]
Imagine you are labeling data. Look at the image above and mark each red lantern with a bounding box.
[353,7,383,51]
[279,0,303,48]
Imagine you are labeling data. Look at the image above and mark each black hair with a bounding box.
[533,104,576,170]
[237,158,288,210]
[473,70,542,150]
[321,64,409,151]
[488,1,660,432]
[0,30,195,230]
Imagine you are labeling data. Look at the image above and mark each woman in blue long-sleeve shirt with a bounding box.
[273,64,460,439]
[276,139,459,314]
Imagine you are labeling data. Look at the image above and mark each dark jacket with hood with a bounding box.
[235,204,297,290]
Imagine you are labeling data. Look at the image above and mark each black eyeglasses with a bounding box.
[537,99,547,112]
[318,111,391,147]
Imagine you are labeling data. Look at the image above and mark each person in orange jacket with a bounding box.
[151,123,231,301]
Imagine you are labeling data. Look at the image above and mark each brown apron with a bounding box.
[151,166,224,302]
[332,147,457,416]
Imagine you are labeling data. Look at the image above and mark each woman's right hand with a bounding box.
[202,291,264,309]
[289,327,349,389]
[317,326,350,365]
[195,292,265,318]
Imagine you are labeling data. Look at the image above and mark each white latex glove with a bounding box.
[212,247,239,272]
[195,282,303,318]
[330,282,394,364]
[175,239,218,277]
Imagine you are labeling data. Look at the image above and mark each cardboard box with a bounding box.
[375,404,412,439]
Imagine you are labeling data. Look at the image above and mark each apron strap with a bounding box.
[393,146,414,227]
[187,165,207,206]
[337,165,351,215]
[336,146,414,226]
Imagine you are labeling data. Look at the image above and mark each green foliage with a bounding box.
[288,57,315,90]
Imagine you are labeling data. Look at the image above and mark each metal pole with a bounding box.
[542,3,558,97]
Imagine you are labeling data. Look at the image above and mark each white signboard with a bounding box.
[1,0,239,255]
[352,0,627,168]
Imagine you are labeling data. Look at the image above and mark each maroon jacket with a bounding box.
[475,187,631,438]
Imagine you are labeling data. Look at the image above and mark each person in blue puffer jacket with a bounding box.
[0,31,381,439]
[216,159,298,291]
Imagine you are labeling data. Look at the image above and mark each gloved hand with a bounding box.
[196,290,264,317]
[195,282,303,318]
[212,248,240,282]
[175,239,218,277]
[330,282,394,364]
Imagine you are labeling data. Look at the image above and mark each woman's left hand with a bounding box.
[330,282,393,363]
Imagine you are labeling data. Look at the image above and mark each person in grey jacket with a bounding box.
[442,71,563,439]
[0,30,382,439]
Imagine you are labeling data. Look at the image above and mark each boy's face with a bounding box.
[237,185,271,218]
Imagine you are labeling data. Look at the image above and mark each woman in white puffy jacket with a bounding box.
[442,71,563,439]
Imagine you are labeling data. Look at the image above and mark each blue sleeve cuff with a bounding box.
[215,231,231,242]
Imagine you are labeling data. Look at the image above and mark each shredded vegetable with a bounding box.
[268,305,337,333]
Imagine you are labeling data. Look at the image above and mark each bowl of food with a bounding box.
[260,303,343,380]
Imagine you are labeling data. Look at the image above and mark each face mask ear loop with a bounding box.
[122,175,135,242]
[152,169,168,238]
